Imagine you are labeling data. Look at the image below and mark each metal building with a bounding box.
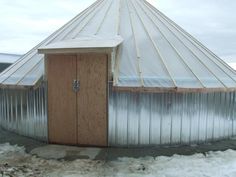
[0,0,236,147]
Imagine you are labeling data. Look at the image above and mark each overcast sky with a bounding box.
[0,0,235,62]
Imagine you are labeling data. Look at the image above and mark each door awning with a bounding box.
[38,35,123,54]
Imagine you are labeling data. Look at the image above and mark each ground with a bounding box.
[2,143,236,177]
[2,127,236,176]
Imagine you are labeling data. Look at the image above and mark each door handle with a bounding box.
[73,80,80,92]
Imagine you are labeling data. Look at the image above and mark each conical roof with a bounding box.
[1,0,236,91]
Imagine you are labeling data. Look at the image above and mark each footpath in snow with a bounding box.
[1,143,236,177]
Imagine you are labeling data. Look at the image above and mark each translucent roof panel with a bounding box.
[1,0,236,91]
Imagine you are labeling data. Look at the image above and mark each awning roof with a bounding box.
[38,36,123,54]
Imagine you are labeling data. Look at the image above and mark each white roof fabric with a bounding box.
[0,0,236,90]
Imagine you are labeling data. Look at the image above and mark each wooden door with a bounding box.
[77,53,108,146]
[47,54,77,145]
[47,53,108,146]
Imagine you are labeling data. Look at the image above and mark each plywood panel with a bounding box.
[77,53,108,146]
[47,54,77,145]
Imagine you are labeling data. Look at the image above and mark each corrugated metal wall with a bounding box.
[109,90,236,147]
[0,84,47,141]
[1,83,236,147]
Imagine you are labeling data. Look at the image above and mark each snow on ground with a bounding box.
[1,143,236,177]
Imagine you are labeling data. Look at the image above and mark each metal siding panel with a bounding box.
[109,89,236,147]
[171,93,182,144]
[127,93,139,146]
[149,93,161,145]
[139,93,150,145]
[160,93,171,145]
[0,84,47,141]
[115,92,128,145]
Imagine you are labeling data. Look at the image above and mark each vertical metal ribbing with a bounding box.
[7,90,9,129]
[218,93,223,138]
[2,89,4,126]
[170,93,173,145]
[197,93,201,143]
[227,93,231,137]
[44,84,48,139]
[3,90,6,128]
[126,93,130,146]
[212,93,216,140]
[26,91,30,136]
[0,85,47,141]
[137,93,141,145]
[15,91,18,133]
[37,88,40,138]
[6,91,8,129]
[188,93,192,144]
[226,93,230,138]
[10,94,13,130]
[221,93,226,138]
[233,92,235,135]
[159,93,163,145]
[114,92,118,145]
[33,89,36,137]
[20,91,23,134]
[232,92,236,136]
[180,93,184,144]
[205,94,209,141]
[149,93,152,145]
[4,90,7,127]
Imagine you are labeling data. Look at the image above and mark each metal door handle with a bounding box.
[73,80,80,92]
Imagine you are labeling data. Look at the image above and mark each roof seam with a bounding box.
[15,57,43,86]
[0,51,39,84]
[0,0,102,84]
[143,0,236,76]
[153,9,236,84]
[114,46,121,86]
[113,0,122,86]
[72,0,108,39]
[126,0,144,86]
[130,0,177,87]
[137,0,205,88]
[95,0,113,35]
[58,0,105,41]
[142,0,228,88]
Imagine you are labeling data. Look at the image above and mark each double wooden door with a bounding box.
[47,53,108,146]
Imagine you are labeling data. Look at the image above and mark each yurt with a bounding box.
[0,0,236,147]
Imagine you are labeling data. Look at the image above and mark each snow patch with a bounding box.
[0,143,25,156]
[1,143,236,177]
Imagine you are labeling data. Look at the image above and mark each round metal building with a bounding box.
[0,0,236,147]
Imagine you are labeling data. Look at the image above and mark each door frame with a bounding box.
[45,52,110,146]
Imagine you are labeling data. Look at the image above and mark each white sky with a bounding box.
[0,0,235,62]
